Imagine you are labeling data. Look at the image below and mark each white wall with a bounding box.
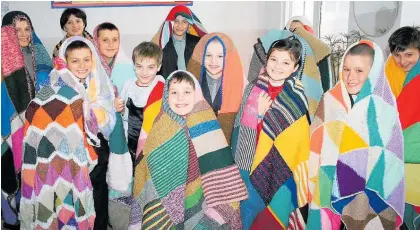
[4,1,284,74]
[400,1,420,27]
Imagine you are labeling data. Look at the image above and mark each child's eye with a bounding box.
[406,53,413,57]
[185,91,191,94]
[356,70,363,73]
[72,60,78,63]
[269,58,276,61]
[205,54,211,58]
[171,91,177,95]
[218,55,224,58]
[283,62,290,65]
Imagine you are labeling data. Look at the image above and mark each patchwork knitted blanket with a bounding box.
[187,32,244,145]
[232,69,310,228]
[129,70,248,229]
[247,28,331,120]
[385,56,420,230]
[307,40,405,230]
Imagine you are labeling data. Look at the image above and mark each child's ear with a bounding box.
[293,64,300,72]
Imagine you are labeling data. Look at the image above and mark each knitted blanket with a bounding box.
[151,5,207,49]
[92,23,137,94]
[385,56,420,230]
[307,40,405,230]
[129,70,248,229]
[187,32,244,145]
[285,16,315,35]
[247,28,331,120]
[1,11,52,226]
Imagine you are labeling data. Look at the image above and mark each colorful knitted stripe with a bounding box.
[307,40,405,229]
[20,82,96,229]
[129,70,247,229]
[385,56,420,230]
[232,72,310,229]
[152,5,207,49]
[135,79,165,157]
[187,32,244,145]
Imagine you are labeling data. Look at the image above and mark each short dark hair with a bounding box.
[65,40,91,59]
[388,26,420,53]
[60,8,87,31]
[96,22,118,37]
[169,71,195,90]
[267,37,302,66]
[346,43,375,65]
[132,41,162,64]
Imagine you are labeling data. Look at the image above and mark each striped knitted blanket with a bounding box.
[385,55,420,230]
[247,29,332,120]
[1,11,52,226]
[151,5,207,49]
[187,32,244,145]
[307,40,405,229]
[52,31,93,60]
[129,70,248,229]
[232,66,310,228]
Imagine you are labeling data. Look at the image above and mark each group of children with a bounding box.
[1,4,419,230]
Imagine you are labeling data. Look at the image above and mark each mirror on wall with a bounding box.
[353,1,399,37]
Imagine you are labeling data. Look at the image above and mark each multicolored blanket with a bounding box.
[151,5,207,49]
[285,16,315,35]
[247,29,331,120]
[307,40,405,229]
[187,32,244,145]
[92,23,137,94]
[232,44,310,228]
[385,55,420,230]
[129,70,248,229]
[1,10,52,226]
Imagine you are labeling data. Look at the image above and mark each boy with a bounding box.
[386,26,420,230]
[232,36,311,229]
[115,42,165,167]
[307,41,404,229]
[93,22,136,95]
[20,37,119,229]
[129,70,247,229]
[152,5,207,79]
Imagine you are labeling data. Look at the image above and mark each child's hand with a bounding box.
[114,97,125,113]
[258,92,272,117]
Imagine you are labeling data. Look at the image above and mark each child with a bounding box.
[129,70,248,229]
[20,36,131,229]
[187,32,244,145]
[115,41,165,166]
[152,5,207,79]
[385,26,420,230]
[93,22,136,94]
[232,36,310,229]
[307,41,405,229]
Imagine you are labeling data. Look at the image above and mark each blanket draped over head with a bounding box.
[187,32,244,145]
[1,10,52,226]
[307,40,405,230]
[129,70,248,229]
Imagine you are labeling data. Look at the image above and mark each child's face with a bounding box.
[168,80,195,116]
[66,48,93,80]
[392,47,420,72]
[64,14,85,36]
[134,56,161,86]
[173,15,189,37]
[266,49,299,82]
[204,40,224,79]
[97,29,119,60]
[342,54,372,95]
[15,20,31,47]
